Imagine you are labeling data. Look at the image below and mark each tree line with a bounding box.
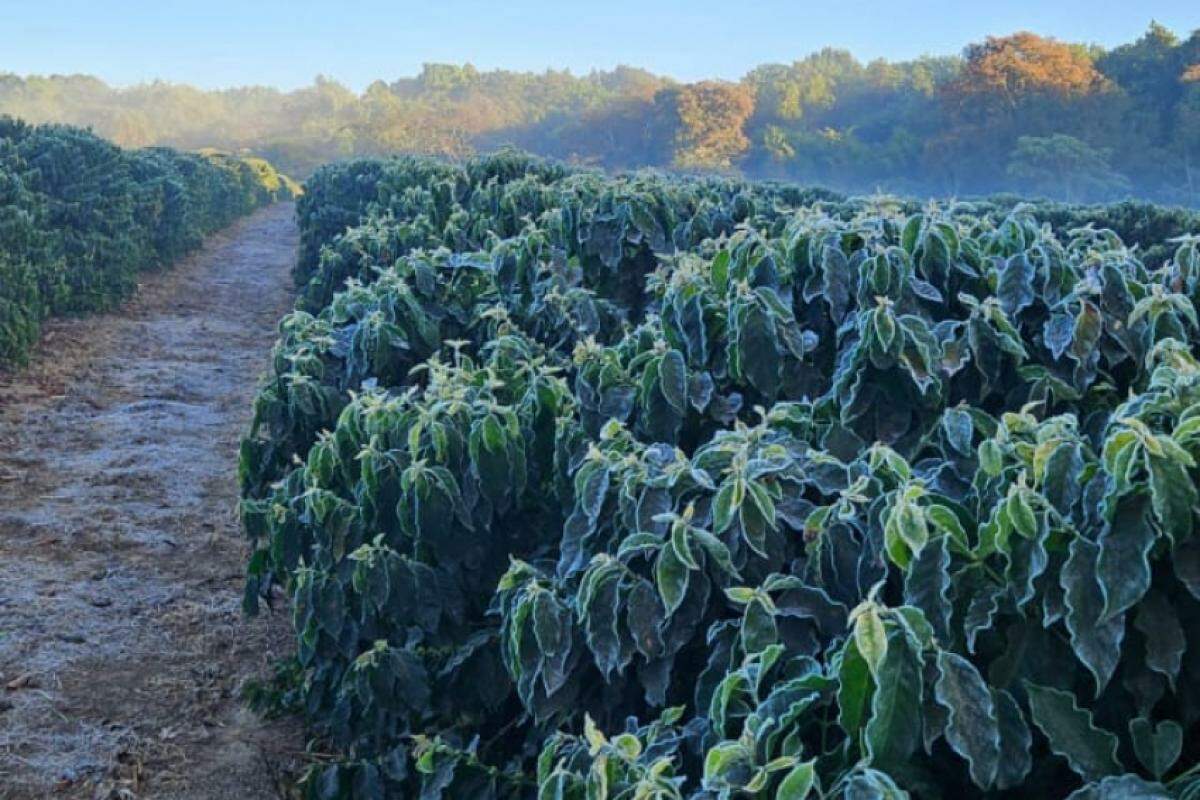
[2,23,1197,204]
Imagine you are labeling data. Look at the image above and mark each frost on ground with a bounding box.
[0,203,302,799]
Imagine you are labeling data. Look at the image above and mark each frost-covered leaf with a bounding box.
[904,535,951,642]
[934,650,1000,788]
[1129,717,1181,780]
[1062,537,1124,695]
[865,628,922,768]
[993,688,1032,790]
[1096,493,1155,620]
[658,349,687,415]
[942,408,974,455]
[655,543,690,616]
[1065,775,1171,800]
[997,253,1035,317]
[1133,589,1185,688]
[1025,682,1120,782]
[1148,455,1195,541]
[843,768,910,800]
[839,637,872,738]
[776,760,816,800]
[854,605,889,678]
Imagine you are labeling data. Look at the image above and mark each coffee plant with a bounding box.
[0,116,295,365]
[241,152,1200,799]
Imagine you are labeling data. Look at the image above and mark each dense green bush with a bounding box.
[962,197,1200,269]
[242,153,1200,799]
[0,117,294,366]
[290,150,844,313]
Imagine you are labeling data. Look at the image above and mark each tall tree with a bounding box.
[950,32,1108,109]
[1005,134,1130,202]
[665,81,755,170]
[933,32,1113,193]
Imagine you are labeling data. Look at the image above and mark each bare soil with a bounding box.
[0,203,303,799]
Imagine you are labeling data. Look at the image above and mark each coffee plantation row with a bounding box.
[240,151,1200,799]
[0,117,297,365]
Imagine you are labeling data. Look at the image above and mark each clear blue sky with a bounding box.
[2,1,1196,91]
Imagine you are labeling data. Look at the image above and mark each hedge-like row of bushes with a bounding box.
[0,117,295,365]
[243,152,1200,799]
[288,154,1200,318]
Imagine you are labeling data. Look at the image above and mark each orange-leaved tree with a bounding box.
[949,31,1108,111]
[666,81,755,170]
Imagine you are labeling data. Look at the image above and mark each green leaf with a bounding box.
[1129,717,1182,780]
[896,501,929,557]
[532,591,565,656]
[746,479,777,533]
[1097,493,1155,620]
[997,252,1035,317]
[711,249,731,294]
[1104,429,1140,491]
[979,439,1004,477]
[926,504,967,551]
[901,215,923,254]
[659,348,687,414]
[1148,455,1195,541]
[865,628,922,769]
[1071,301,1103,362]
[1176,539,1200,600]
[838,637,872,739]
[922,668,949,756]
[875,308,897,352]
[703,741,749,786]
[739,302,780,399]
[626,579,666,659]
[617,532,664,558]
[316,576,345,638]
[693,528,738,578]
[713,480,738,534]
[1005,516,1048,610]
[671,523,699,570]
[993,688,1032,790]
[1041,442,1084,514]
[1044,312,1074,359]
[904,535,951,642]
[481,413,505,451]
[1062,536,1124,695]
[776,759,816,800]
[1006,488,1037,539]
[725,586,756,605]
[581,563,625,677]
[892,606,935,652]
[678,294,708,366]
[577,463,609,524]
[1025,682,1120,782]
[934,650,1000,789]
[843,768,911,799]
[943,407,974,455]
[742,598,778,653]
[963,580,1003,654]
[854,605,889,678]
[1133,589,1185,688]
[1065,775,1172,799]
[655,543,690,616]
[821,244,852,322]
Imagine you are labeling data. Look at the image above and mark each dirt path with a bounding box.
[0,203,302,799]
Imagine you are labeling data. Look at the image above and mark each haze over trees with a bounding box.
[2,24,1198,203]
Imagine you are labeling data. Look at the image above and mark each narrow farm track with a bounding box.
[0,203,302,799]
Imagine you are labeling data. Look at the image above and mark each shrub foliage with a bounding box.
[0,117,295,365]
[241,152,1200,799]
